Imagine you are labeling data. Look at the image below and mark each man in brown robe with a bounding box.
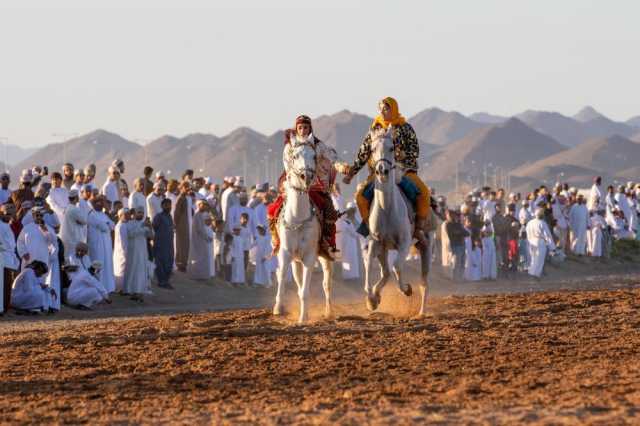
[173,182,193,272]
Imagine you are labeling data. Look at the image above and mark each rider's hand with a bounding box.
[342,175,353,185]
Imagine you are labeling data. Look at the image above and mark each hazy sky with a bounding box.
[1,0,638,147]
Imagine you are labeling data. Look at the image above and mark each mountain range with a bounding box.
[11,105,640,198]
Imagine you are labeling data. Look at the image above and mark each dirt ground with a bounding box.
[1,258,640,424]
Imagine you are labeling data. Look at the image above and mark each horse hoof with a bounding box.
[273,305,286,316]
[366,294,380,311]
[324,309,334,320]
[401,284,413,297]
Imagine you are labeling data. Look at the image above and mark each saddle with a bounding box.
[357,176,419,237]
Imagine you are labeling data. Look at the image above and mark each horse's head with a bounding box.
[370,126,396,184]
[286,140,317,191]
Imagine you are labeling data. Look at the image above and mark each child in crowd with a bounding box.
[230,227,245,285]
[252,225,272,287]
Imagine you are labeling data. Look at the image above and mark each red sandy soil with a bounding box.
[1,281,639,425]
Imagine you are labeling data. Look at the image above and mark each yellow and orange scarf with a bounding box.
[371,96,406,129]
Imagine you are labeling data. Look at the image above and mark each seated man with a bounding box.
[267,115,347,260]
[11,260,52,313]
[66,259,111,309]
[343,97,431,246]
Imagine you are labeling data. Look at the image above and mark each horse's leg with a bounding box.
[298,255,315,324]
[273,250,292,316]
[393,241,412,297]
[368,245,390,311]
[318,256,333,319]
[418,241,431,317]
[364,239,376,309]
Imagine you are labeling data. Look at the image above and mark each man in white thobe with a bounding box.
[614,186,632,229]
[87,196,116,293]
[588,211,606,257]
[588,176,605,212]
[228,193,255,238]
[11,261,52,312]
[67,256,110,309]
[569,195,589,256]
[230,227,245,284]
[128,178,147,219]
[252,225,272,287]
[123,207,154,301]
[101,166,121,206]
[17,207,57,272]
[526,208,556,278]
[60,190,87,255]
[113,208,130,292]
[146,181,165,221]
[46,172,69,224]
[336,204,361,280]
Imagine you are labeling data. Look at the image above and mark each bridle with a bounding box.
[285,141,317,193]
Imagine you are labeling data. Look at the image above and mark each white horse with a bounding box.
[364,126,431,316]
[273,139,334,324]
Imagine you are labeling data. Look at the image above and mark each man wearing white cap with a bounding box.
[66,256,111,309]
[146,181,166,222]
[60,189,87,256]
[102,166,121,205]
[221,177,239,227]
[128,178,147,219]
[11,173,35,211]
[569,194,589,255]
[46,172,69,224]
[86,196,115,293]
[526,208,556,278]
[124,206,154,300]
[113,208,130,292]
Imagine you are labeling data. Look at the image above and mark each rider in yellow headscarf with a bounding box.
[342,97,431,246]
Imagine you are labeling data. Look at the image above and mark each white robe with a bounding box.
[526,218,556,277]
[11,268,50,311]
[17,223,57,268]
[123,220,153,294]
[228,205,256,238]
[67,269,109,308]
[569,204,589,255]
[465,246,482,282]
[230,234,245,284]
[221,188,239,231]
[336,217,361,280]
[0,188,11,205]
[187,212,215,280]
[481,236,497,280]
[87,210,115,293]
[0,221,19,271]
[60,204,87,255]
[588,214,606,257]
[165,192,178,217]
[588,184,604,212]
[440,221,451,267]
[113,221,128,291]
[615,193,632,226]
[101,180,120,205]
[146,193,164,221]
[46,187,69,224]
[252,235,272,286]
[129,191,147,218]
